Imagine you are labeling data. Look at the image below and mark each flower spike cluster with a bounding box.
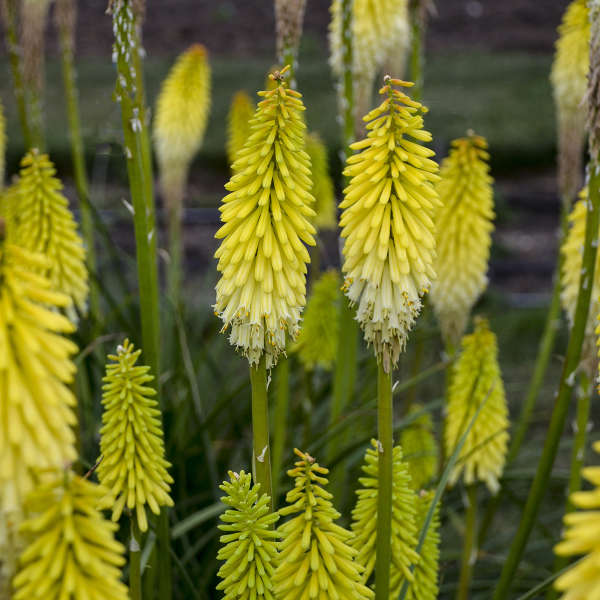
[227,90,254,167]
[339,77,440,371]
[274,449,373,600]
[0,216,78,512]
[97,339,173,532]
[214,66,317,368]
[216,471,279,599]
[12,150,88,320]
[445,318,509,493]
[351,440,419,596]
[554,441,600,599]
[292,270,340,371]
[13,471,129,600]
[306,132,336,230]
[430,134,495,346]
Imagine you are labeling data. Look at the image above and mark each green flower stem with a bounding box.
[250,355,273,512]
[457,484,478,600]
[409,0,426,102]
[492,164,600,600]
[1,0,32,147]
[375,363,393,600]
[130,518,142,600]
[340,0,355,151]
[271,356,290,506]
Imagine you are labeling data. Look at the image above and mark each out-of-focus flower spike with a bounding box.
[351,440,420,597]
[430,133,495,347]
[226,90,254,167]
[275,0,307,83]
[444,318,510,493]
[97,339,173,532]
[0,98,5,189]
[216,470,279,598]
[13,471,129,600]
[214,67,316,368]
[306,131,336,230]
[274,448,374,599]
[339,77,440,372]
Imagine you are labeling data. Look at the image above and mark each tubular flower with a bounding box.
[216,470,279,599]
[12,150,88,320]
[351,440,419,596]
[274,449,373,600]
[292,270,340,371]
[554,441,600,599]
[339,78,440,371]
[399,405,438,491]
[562,187,600,341]
[445,318,509,493]
[306,132,336,230]
[430,134,495,346]
[0,219,78,513]
[97,339,173,532]
[214,67,317,368]
[403,491,441,600]
[13,471,129,600]
[0,508,23,599]
[227,90,255,167]
[154,44,211,207]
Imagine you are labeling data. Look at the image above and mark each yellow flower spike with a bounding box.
[0,507,23,599]
[0,216,78,513]
[403,490,441,600]
[399,405,438,491]
[554,441,600,599]
[292,270,341,371]
[430,133,495,347]
[444,318,510,493]
[339,77,440,371]
[154,44,211,208]
[227,90,254,167]
[97,339,173,532]
[216,470,279,599]
[214,70,317,369]
[306,132,336,230]
[13,471,129,600]
[351,440,420,597]
[11,150,88,321]
[274,448,374,600]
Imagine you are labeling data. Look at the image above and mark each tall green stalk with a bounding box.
[250,356,273,511]
[409,0,426,101]
[457,484,478,600]
[130,518,142,600]
[492,165,600,600]
[271,356,290,505]
[375,363,393,600]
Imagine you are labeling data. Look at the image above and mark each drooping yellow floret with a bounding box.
[305,132,336,230]
[404,490,441,600]
[292,270,340,371]
[399,405,438,491]
[445,318,509,493]
[216,470,279,599]
[562,188,600,341]
[214,67,317,368]
[11,150,88,320]
[430,134,495,346]
[227,90,254,167]
[274,449,374,600]
[13,471,129,600]
[554,441,600,599]
[351,440,419,596]
[154,44,211,207]
[97,339,173,532]
[339,78,440,371]
[0,220,78,512]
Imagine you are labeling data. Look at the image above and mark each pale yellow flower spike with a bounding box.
[13,471,129,600]
[444,318,509,493]
[226,90,254,167]
[12,150,89,321]
[0,216,78,513]
[214,66,317,368]
[430,133,495,347]
[554,441,600,599]
[339,77,441,371]
[97,339,174,532]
